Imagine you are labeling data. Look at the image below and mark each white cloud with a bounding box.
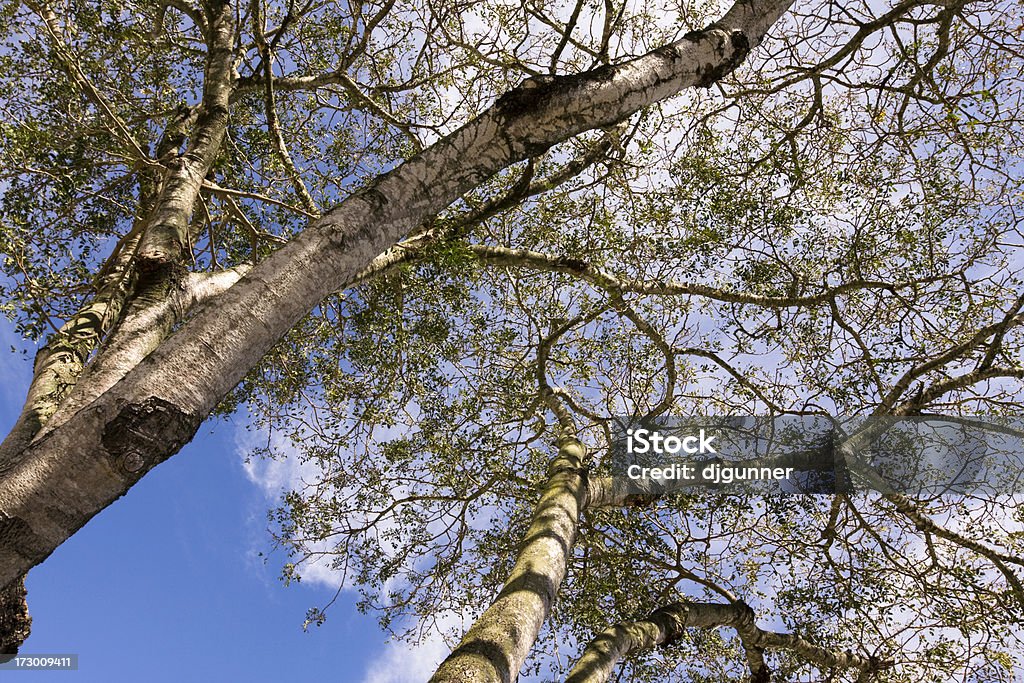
[237,421,465,680]
[362,620,459,683]
[237,426,322,498]
[234,403,439,591]
[360,607,572,683]
[235,419,348,587]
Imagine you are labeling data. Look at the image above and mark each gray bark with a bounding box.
[40,268,250,436]
[429,437,587,683]
[566,601,891,683]
[0,0,237,654]
[135,0,235,268]
[566,602,758,683]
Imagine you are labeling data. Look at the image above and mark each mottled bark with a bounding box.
[0,268,246,656]
[0,229,137,656]
[0,0,235,470]
[566,601,891,683]
[0,98,201,474]
[0,578,30,659]
[0,229,140,476]
[429,437,587,683]
[41,268,251,436]
[566,602,756,683]
[135,0,235,267]
[0,0,237,655]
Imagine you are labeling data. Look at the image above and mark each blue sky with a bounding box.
[0,319,443,682]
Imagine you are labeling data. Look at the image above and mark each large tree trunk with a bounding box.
[0,0,794,623]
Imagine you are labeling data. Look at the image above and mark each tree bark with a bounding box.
[0,578,30,659]
[566,601,891,683]
[429,437,587,683]
[566,602,758,683]
[0,0,237,654]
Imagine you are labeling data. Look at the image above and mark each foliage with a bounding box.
[3,0,1024,679]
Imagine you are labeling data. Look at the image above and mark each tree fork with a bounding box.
[0,0,239,656]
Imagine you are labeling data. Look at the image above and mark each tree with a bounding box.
[1,0,1023,679]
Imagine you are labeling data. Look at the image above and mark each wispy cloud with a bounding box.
[235,420,347,587]
[362,613,464,683]
[237,424,324,498]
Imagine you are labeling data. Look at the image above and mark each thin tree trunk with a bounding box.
[429,437,587,683]
[566,602,758,683]
[565,601,891,683]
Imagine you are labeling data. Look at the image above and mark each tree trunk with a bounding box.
[565,601,891,683]
[566,602,757,683]
[429,437,587,683]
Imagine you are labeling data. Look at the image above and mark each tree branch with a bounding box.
[566,601,892,683]
[251,0,320,216]
[25,0,154,165]
[467,245,952,308]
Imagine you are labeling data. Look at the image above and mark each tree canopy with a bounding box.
[1,0,1024,680]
